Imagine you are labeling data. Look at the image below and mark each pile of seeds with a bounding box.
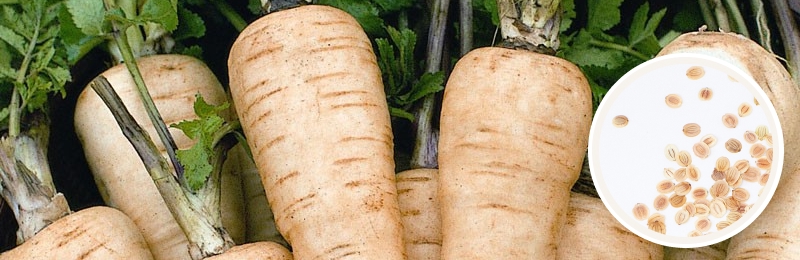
[623,66,775,236]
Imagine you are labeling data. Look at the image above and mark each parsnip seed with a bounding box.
[711,169,726,181]
[710,198,727,218]
[696,217,711,232]
[663,168,676,179]
[699,87,713,100]
[687,165,700,181]
[694,204,710,217]
[759,173,769,186]
[750,143,766,158]
[648,213,665,223]
[731,174,743,188]
[692,187,708,200]
[766,148,773,162]
[613,115,629,128]
[722,114,739,128]
[717,221,732,230]
[710,180,730,198]
[666,94,682,108]
[734,159,750,173]
[727,212,742,222]
[725,196,741,211]
[725,138,742,153]
[687,66,705,80]
[675,209,691,225]
[743,131,757,144]
[683,123,701,137]
[756,157,771,169]
[674,181,692,196]
[738,103,752,117]
[715,157,730,172]
[766,134,773,145]
[674,168,688,182]
[677,151,692,167]
[665,144,679,161]
[656,180,675,194]
[633,203,649,221]
[685,203,697,217]
[701,134,717,147]
[695,199,710,207]
[742,166,760,182]
[725,168,741,186]
[755,125,769,140]
[693,142,710,159]
[654,195,669,211]
[648,213,667,234]
[669,194,687,208]
[732,188,750,202]
[689,230,703,237]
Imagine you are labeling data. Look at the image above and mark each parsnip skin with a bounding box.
[396,169,442,260]
[0,206,153,259]
[659,32,800,259]
[74,54,237,260]
[664,240,729,260]
[557,193,663,260]
[439,47,592,259]
[205,241,293,260]
[228,5,404,260]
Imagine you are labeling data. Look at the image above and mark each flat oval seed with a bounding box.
[759,173,769,186]
[695,199,710,207]
[727,212,743,222]
[743,131,758,144]
[677,151,692,167]
[648,221,666,234]
[701,134,718,147]
[654,194,669,211]
[674,181,692,196]
[696,217,711,232]
[694,204,710,217]
[687,165,700,181]
[692,187,708,200]
[742,166,760,182]
[710,180,730,198]
[750,143,766,158]
[685,203,697,217]
[656,180,675,194]
[711,169,726,181]
[683,123,701,137]
[725,168,741,186]
[755,125,769,140]
[766,135,773,145]
[766,148,773,162]
[731,174,744,188]
[687,66,705,79]
[726,138,742,153]
[633,203,649,221]
[693,142,710,159]
[670,194,687,208]
[689,230,703,237]
[756,157,771,169]
[674,168,688,182]
[613,115,629,128]
[738,103,752,117]
[715,157,730,171]
[732,188,750,202]
[710,198,726,218]
[725,196,741,210]
[717,221,732,230]
[665,144,679,161]
[699,87,713,101]
[666,94,682,108]
[648,212,666,223]
[663,168,676,179]
[734,159,750,173]
[675,209,691,225]
[722,113,739,128]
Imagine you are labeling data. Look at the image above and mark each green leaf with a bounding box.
[373,0,412,12]
[317,0,383,35]
[561,0,576,32]
[659,30,682,47]
[628,3,667,48]
[564,46,625,69]
[400,72,444,105]
[64,0,107,36]
[139,0,179,32]
[171,94,230,191]
[173,7,205,40]
[0,25,27,55]
[176,44,203,59]
[586,0,623,32]
[58,5,103,64]
[247,0,263,15]
[389,106,414,122]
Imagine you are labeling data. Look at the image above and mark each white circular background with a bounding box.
[588,54,784,248]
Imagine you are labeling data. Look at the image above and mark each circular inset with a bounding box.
[588,54,784,248]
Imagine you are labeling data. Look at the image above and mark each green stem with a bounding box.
[90,76,233,259]
[111,23,186,185]
[460,0,473,56]
[770,0,800,84]
[8,3,42,138]
[750,0,773,52]
[210,0,247,32]
[723,0,750,37]
[410,0,450,169]
[709,0,732,32]
[698,0,718,30]
[589,39,650,61]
